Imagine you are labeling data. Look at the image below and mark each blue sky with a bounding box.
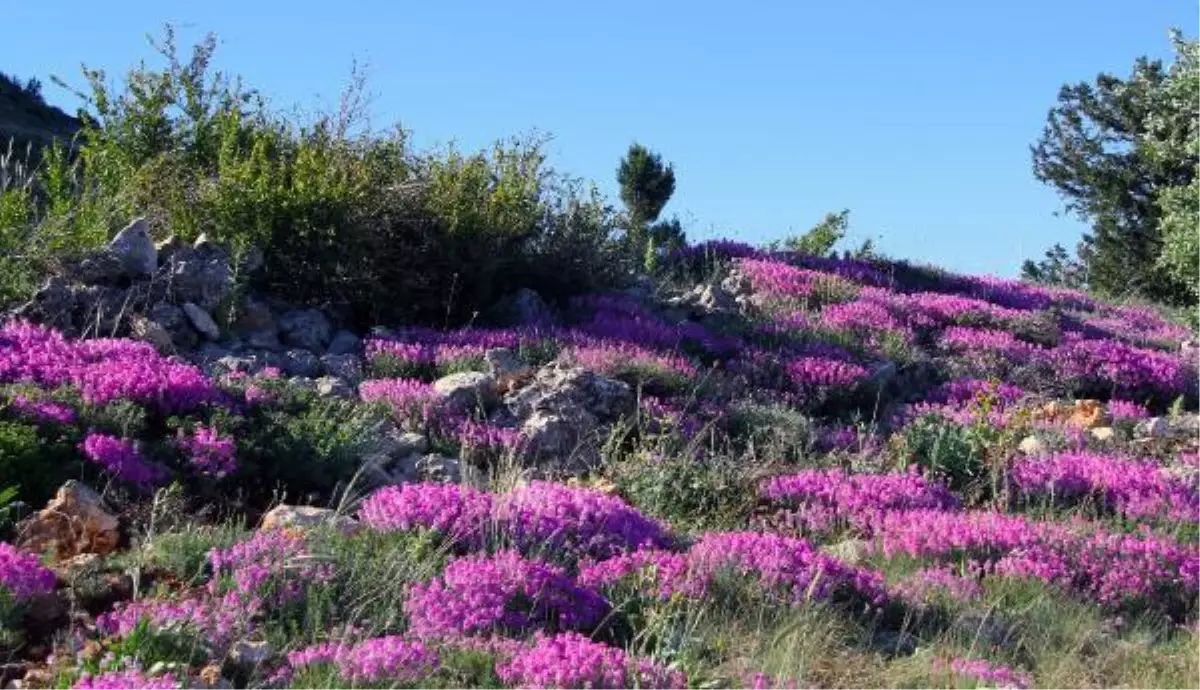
[4,1,1195,277]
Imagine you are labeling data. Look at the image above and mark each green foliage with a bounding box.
[616,451,757,531]
[617,143,676,229]
[0,419,77,507]
[232,389,390,504]
[1028,30,1198,307]
[617,143,678,268]
[1021,242,1089,289]
[3,26,630,324]
[893,414,986,492]
[769,209,851,257]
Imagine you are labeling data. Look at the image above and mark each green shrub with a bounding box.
[0,420,78,506]
[231,390,389,504]
[1,27,633,326]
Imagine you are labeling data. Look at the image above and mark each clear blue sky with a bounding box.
[4,1,1195,277]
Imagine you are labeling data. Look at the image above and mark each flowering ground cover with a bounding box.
[0,241,1197,688]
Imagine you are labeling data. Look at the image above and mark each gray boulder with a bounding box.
[504,363,633,473]
[148,302,198,350]
[233,298,281,350]
[434,371,498,413]
[326,330,362,356]
[492,287,551,325]
[279,309,332,353]
[108,217,157,277]
[281,349,322,378]
[321,353,363,383]
[182,302,221,341]
[163,242,233,312]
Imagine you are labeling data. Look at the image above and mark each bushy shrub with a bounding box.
[2,27,634,326]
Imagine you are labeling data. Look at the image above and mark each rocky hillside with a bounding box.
[0,228,1197,689]
[0,73,80,155]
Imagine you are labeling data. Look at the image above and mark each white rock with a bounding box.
[1017,435,1046,455]
[1089,426,1115,442]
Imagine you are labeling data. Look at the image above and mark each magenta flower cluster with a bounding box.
[760,468,959,534]
[79,431,168,487]
[932,656,1032,689]
[71,671,181,689]
[359,481,671,560]
[0,542,56,600]
[403,550,609,639]
[495,632,687,689]
[0,321,219,414]
[1009,452,1199,523]
[9,394,76,424]
[287,636,439,684]
[177,424,237,477]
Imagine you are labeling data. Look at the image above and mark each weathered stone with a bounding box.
[504,363,634,423]
[163,244,233,311]
[504,363,634,473]
[287,376,318,391]
[147,302,198,350]
[1070,399,1107,429]
[397,453,462,484]
[321,353,363,383]
[14,277,77,333]
[434,371,498,413]
[1089,426,1115,442]
[229,640,275,668]
[278,308,332,353]
[281,348,322,378]
[484,348,534,393]
[823,538,870,565]
[1134,417,1170,439]
[259,505,358,535]
[182,302,221,340]
[107,217,157,277]
[316,376,354,398]
[697,283,737,312]
[232,298,280,350]
[1017,435,1046,455]
[16,482,120,561]
[326,330,362,356]
[520,408,600,473]
[129,314,174,352]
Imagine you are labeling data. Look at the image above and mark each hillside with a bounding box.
[0,72,80,155]
[0,233,1197,689]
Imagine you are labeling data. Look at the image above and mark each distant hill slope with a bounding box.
[0,72,80,155]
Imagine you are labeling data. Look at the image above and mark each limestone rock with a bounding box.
[492,287,551,325]
[1017,435,1046,455]
[259,505,358,535]
[232,298,280,347]
[315,376,353,398]
[434,371,498,413]
[182,302,221,341]
[278,308,332,353]
[108,217,157,277]
[484,348,534,393]
[16,482,120,561]
[1089,426,1115,443]
[129,314,174,352]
